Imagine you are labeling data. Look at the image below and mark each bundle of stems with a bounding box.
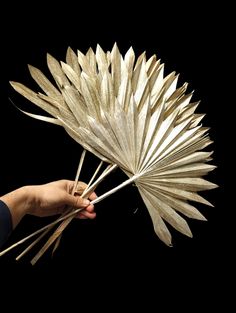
[0,150,141,264]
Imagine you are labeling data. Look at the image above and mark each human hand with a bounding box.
[0,180,97,229]
[28,180,97,219]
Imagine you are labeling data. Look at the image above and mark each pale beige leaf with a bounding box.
[148,177,218,191]
[10,81,59,117]
[80,72,101,120]
[117,71,132,112]
[100,72,115,112]
[111,43,122,96]
[124,46,135,75]
[86,47,97,73]
[154,163,216,178]
[28,64,61,97]
[96,44,109,74]
[139,109,180,171]
[66,46,81,77]
[156,151,214,172]
[47,53,69,88]
[17,108,62,126]
[60,85,87,126]
[191,114,206,127]
[139,187,172,246]
[37,93,64,110]
[150,64,164,100]
[77,49,95,76]
[145,54,157,75]
[148,61,163,95]
[61,62,81,91]
[163,72,179,101]
[138,181,214,206]
[153,191,207,221]
[139,184,192,237]
[134,51,146,70]
[134,60,149,108]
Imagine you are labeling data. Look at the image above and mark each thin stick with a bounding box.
[73,150,86,194]
[91,172,141,204]
[15,226,52,261]
[51,235,62,257]
[0,207,84,257]
[16,209,69,261]
[81,160,103,197]
[31,212,75,265]
[82,164,117,199]
[52,150,86,253]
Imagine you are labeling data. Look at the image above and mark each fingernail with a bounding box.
[83,199,90,206]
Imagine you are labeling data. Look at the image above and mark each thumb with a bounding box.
[65,194,90,208]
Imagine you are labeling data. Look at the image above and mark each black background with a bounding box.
[0,3,232,310]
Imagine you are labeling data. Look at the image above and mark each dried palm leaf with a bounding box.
[0,43,217,263]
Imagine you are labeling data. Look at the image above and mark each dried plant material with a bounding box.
[1,43,217,262]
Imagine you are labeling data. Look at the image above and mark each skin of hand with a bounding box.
[0,180,97,229]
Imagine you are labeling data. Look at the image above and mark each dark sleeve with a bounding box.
[0,200,13,248]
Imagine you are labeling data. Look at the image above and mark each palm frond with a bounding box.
[1,43,218,263]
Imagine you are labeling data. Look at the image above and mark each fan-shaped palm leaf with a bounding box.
[2,43,217,263]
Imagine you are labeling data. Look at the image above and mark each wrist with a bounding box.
[19,186,37,214]
[0,185,36,228]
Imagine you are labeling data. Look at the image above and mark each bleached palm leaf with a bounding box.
[10,43,217,247]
